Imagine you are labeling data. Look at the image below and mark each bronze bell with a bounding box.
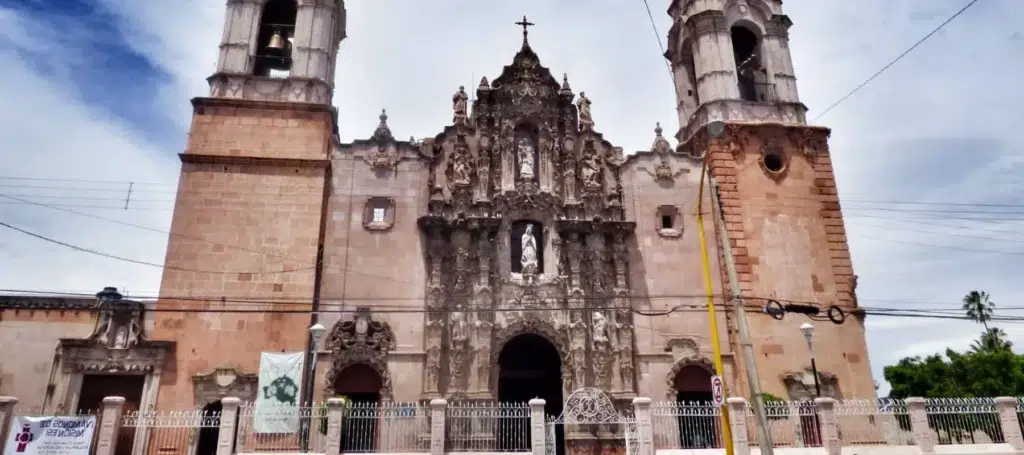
[266,29,286,51]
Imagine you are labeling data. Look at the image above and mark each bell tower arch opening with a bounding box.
[731,25,766,102]
[672,365,719,449]
[253,0,298,77]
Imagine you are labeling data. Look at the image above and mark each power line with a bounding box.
[811,0,980,122]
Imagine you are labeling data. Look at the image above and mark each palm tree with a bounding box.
[962,290,995,329]
[970,327,1013,353]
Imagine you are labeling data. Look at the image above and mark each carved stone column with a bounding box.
[448,308,470,393]
[476,134,492,201]
[562,136,577,203]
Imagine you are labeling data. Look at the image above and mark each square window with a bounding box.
[372,207,386,223]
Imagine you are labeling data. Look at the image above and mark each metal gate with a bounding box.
[545,388,636,455]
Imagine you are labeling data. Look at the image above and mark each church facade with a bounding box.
[4,0,875,415]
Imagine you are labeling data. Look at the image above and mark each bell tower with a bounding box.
[152,0,346,409]
[666,0,875,401]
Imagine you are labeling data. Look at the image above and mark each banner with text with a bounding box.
[254,351,305,434]
[3,415,96,455]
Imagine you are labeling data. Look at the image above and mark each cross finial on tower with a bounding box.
[515,15,535,42]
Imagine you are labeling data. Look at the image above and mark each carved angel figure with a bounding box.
[520,224,539,273]
[576,92,593,126]
[452,155,471,185]
[453,86,469,123]
[517,137,535,180]
[592,311,608,342]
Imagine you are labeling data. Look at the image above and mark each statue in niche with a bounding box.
[592,311,608,342]
[452,86,469,124]
[451,311,469,343]
[521,224,539,273]
[517,137,535,180]
[581,151,602,187]
[451,137,472,186]
[576,92,593,128]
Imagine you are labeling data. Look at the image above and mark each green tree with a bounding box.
[962,290,995,329]
[970,328,1012,354]
[883,331,1024,444]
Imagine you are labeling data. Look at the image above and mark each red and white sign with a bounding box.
[4,415,96,455]
[710,375,725,407]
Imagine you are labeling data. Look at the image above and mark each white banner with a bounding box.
[3,415,96,455]
[254,351,305,434]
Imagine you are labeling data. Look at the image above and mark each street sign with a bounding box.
[710,375,725,407]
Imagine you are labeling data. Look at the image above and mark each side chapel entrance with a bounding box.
[672,365,720,449]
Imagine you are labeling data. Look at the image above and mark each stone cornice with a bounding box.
[179,153,332,169]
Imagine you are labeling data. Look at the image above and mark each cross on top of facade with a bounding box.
[515,15,535,41]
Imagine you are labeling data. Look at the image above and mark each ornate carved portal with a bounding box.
[323,308,397,401]
[417,31,638,401]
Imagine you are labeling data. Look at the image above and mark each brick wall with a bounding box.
[706,124,875,399]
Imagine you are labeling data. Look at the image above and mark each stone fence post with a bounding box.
[726,398,750,455]
[94,397,125,455]
[0,396,18,452]
[632,398,653,455]
[322,397,346,455]
[906,397,934,455]
[429,399,447,455]
[814,397,840,455]
[529,399,546,455]
[215,397,241,455]
[994,397,1024,451]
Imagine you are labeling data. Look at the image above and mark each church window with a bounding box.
[730,26,772,102]
[362,197,395,231]
[252,0,297,78]
[656,206,682,238]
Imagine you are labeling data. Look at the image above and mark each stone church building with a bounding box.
[0,0,875,417]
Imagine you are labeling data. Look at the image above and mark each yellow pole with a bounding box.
[696,141,734,455]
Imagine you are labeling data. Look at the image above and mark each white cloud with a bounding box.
[1,0,1022,396]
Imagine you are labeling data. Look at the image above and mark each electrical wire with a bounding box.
[811,0,980,122]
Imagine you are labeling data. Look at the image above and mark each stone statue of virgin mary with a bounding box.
[517,137,535,180]
[520,224,539,273]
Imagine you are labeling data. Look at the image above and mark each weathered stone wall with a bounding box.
[317,139,430,402]
[618,138,736,401]
[153,100,332,410]
[706,124,875,400]
[0,307,94,409]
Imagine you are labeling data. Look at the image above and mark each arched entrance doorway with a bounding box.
[333,363,384,453]
[673,365,719,449]
[195,401,223,455]
[498,334,564,454]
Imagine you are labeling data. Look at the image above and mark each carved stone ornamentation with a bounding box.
[193,366,259,405]
[324,307,397,401]
[362,109,404,174]
[576,92,594,131]
[59,288,175,375]
[453,86,469,126]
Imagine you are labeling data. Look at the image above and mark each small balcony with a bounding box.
[738,77,777,103]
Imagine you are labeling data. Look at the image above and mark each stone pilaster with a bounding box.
[632,398,653,455]
[429,399,447,455]
[94,397,125,455]
[726,398,750,455]
[529,399,546,455]
[814,397,840,455]
[995,397,1024,451]
[906,397,934,455]
[324,398,347,455]
[216,397,241,455]
[0,396,18,449]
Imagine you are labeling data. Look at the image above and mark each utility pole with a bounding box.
[710,177,776,455]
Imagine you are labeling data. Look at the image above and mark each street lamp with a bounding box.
[301,322,327,451]
[800,323,821,397]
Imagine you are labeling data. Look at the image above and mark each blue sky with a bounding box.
[0,0,1022,395]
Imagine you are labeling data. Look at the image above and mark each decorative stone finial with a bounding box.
[372,108,393,141]
[478,76,490,90]
[654,122,663,137]
[560,73,573,95]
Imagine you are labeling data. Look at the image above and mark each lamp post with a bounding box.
[301,322,327,451]
[799,323,821,397]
